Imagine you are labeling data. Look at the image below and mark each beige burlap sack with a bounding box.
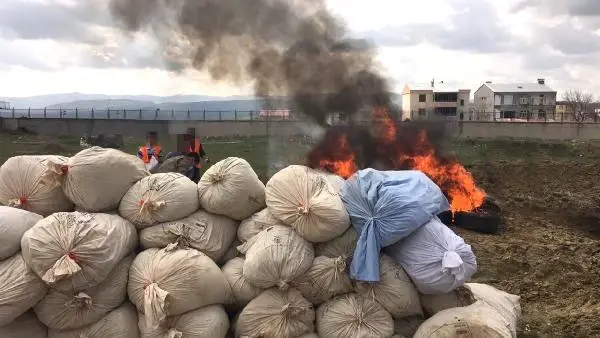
[314,227,357,260]
[140,210,238,262]
[291,256,353,305]
[316,293,394,338]
[21,212,137,291]
[139,305,230,337]
[354,255,422,318]
[394,316,425,338]
[420,283,521,336]
[322,172,345,193]
[413,301,514,338]
[198,157,265,221]
[239,225,314,290]
[48,302,140,338]
[128,247,232,330]
[0,311,47,338]
[34,255,132,330]
[58,147,149,212]
[236,288,315,338]
[238,208,282,243]
[222,257,263,308]
[218,238,242,265]
[0,253,47,326]
[119,173,199,228]
[265,165,350,243]
[0,155,73,216]
[0,206,42,260]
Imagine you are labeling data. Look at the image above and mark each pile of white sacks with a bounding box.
[0,146,522,338]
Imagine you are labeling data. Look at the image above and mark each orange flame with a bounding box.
[311,108,486,213]
[316,134,358,179]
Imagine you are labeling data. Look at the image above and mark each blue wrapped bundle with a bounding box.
[340,169,450,282]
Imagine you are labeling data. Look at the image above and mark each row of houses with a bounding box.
[401,79,598,122]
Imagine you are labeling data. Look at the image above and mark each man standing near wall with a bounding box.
[137,131,163,171]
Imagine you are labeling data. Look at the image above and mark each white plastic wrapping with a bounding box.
[386,217,477,295]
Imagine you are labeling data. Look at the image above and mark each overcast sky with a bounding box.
[0,0,599,97]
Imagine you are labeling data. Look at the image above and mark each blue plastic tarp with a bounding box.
[340,169,450,282]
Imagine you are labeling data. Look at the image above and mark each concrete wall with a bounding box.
[3,117,600,140]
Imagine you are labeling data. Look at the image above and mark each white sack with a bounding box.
[198,157,265,221]
[236,288,315,338]
[386,217,477,295]
[238,208,282,243]
[222,257,263,308]
[48,302,140,338]
[35,255,132,330]
[315,227,357,261]
[0,155,73,216]
[0,206,42,260]
[119,173,199,228]
[59,147,149,212]
[265,165,350,243]
[0,253,47,326]
[140,210,238,262]
[0,311,47,338]
[421,283,521,336]
[239,225,314,289]
[21,212,137,291]
[139,305,230,338]
[322,172,345,193]
[413,301,514,338]
[316,293,394,338]
[291,256,352,305]
[354,255,422,318]
[128,247,232,330]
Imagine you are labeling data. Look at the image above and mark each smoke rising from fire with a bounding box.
[108,0,391,124]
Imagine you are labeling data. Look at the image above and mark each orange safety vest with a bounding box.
[186,139,203,168]
[139,145,162,164]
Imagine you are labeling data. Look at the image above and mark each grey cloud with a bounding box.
[0,0,111,44]
[514,0,600,16]
[541,23,600,55]
[364,0,523,53]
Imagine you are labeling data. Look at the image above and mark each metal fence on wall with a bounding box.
[2,107,600,124]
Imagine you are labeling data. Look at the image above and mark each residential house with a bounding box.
[473,79,557,121]
[401,81,471,121]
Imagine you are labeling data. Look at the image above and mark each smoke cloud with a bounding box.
[108,0,391,124]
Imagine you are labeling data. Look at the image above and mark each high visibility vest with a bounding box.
[186,139,203,168]
[139,145,162,164]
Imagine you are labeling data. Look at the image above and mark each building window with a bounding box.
[502,111,516,119]
[538,110,546,119]
[520,97,529,105]
[419,94,426,102]
[519,111,528,119]
[418,108,426,116]
[434,107,457,116]
[434,92,458,102]
[460,99,465,106]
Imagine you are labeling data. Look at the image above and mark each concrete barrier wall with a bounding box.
[3,117,600,140]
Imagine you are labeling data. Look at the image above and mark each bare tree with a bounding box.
[562,90,594,123]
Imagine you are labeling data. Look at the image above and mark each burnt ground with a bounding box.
[453,140,600,337]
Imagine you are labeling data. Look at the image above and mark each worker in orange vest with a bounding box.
[137,131,163,171]
[183,134,210,182]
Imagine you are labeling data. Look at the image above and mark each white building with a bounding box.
[473,79,557,121]
[401,81,471,121]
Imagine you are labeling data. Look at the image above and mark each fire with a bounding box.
[310,108,486,213]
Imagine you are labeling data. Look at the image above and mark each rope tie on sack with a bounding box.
[297,203,309,215]
[39,160,69,188]
[138,199,166,218]
[42,251,82,283]
[143,282,169,331]
[166,328,183,338]
[333,256,347,272]
[65,292,93,310]
[210,173,225,183]
[277,280,290,291]
[7,195,28,209]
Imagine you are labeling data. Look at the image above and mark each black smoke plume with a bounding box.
[108,0,392,124]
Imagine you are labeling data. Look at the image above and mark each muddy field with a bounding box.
[0,132,598,337]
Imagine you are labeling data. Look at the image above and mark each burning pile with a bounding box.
[0,147,521,337]
[309,108,487,214]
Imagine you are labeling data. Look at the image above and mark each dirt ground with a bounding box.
[458,144,600,337]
